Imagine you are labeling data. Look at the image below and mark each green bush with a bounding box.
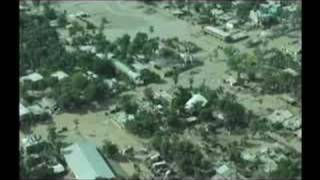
[43,4,57,20]
[125,110,159,138]
[71,72,88,90]
[101,140,119,159]
[140,69,161,84]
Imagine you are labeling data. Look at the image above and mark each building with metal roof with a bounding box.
[204,26,230,41]
[51,71,69,81]
[63,142,116,180]
[20,72,44,83]
[20,103,31,120]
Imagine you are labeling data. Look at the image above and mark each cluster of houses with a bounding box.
[20,135,66,176]
[122,146,174,178]
[266,109,301,131]
[161,0,299,45]
[240,144,288,174]
[21,137,117,179]
[20,97,56,123]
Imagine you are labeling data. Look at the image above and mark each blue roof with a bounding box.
[63,142,115,179]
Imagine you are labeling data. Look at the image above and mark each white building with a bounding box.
[79,45,97,54]
[51,71,69,81]
[52,163,65,174]
[96,53,105,59]
[28,104,47,116]
[111,59,143,85]
[185,93,208,110]
[204,26,230,40]
[20,72,44,83]
[38,97,57,113]
[20,103,31,120]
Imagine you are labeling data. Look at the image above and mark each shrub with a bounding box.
[101,140,119,159]
[140,69,161,84]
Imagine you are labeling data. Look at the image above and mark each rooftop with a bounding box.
[51,71,69,80]
[63,142,116,180]
[20,103,31,118]
[20,72,44,82]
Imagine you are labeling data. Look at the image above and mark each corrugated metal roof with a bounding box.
[63,142,115,180]
[204,26,230,38]
[20,72,44,82]
[20,103,31,118]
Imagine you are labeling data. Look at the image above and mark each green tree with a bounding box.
[57,11,68,27]
[149,25,154,33]
[172,69,179,85]
[269,159,301,178]
[236,2,257,21]
[167,111,185,130]
[140,69,161,84]
[119,95,138,114]
[129,32,148,55]
[31,0,40,7]
[171,86,192,112]
[71,72,88,90]
[101,140,119,159]
[125,110,159,138]
[189,76,194,90]
[43,3,57,20]
[47,124,57,145]
[143,87,154,102]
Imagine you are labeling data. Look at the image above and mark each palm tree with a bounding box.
[73,119,79,130]
[172,69,179,86]
[189,76,194,90]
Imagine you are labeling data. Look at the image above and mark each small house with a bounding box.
[282,68,299,77]
[280,94,296,105]
[52,163,65,174]
[20,72,44,83]
[111,59,143,85]
[75,11,90,18]
[149,153,161,162]
[283,117,301,130]
[49,20,58,27]
[96,53,105,59]
[37,97,57,114]
[20,103,31,121]
[132,62,147,72]
[186,116,198,123]
[152,160,167,170]
[79,45,97,54]
[103,78,118,94]
[227,32,249,42]
[211,174,228,180]
[28,104,47,116]
[185,93,208,111]
[211,9,224,16]
[51,71,69,81]
[295,129,301,140]
[204,26,231,41]
[19,5,30,11]
[267,110,293,124]
[172,9,185,17]
[241,151,256,162]
[215,164,237,179]
[224,76,237,86]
